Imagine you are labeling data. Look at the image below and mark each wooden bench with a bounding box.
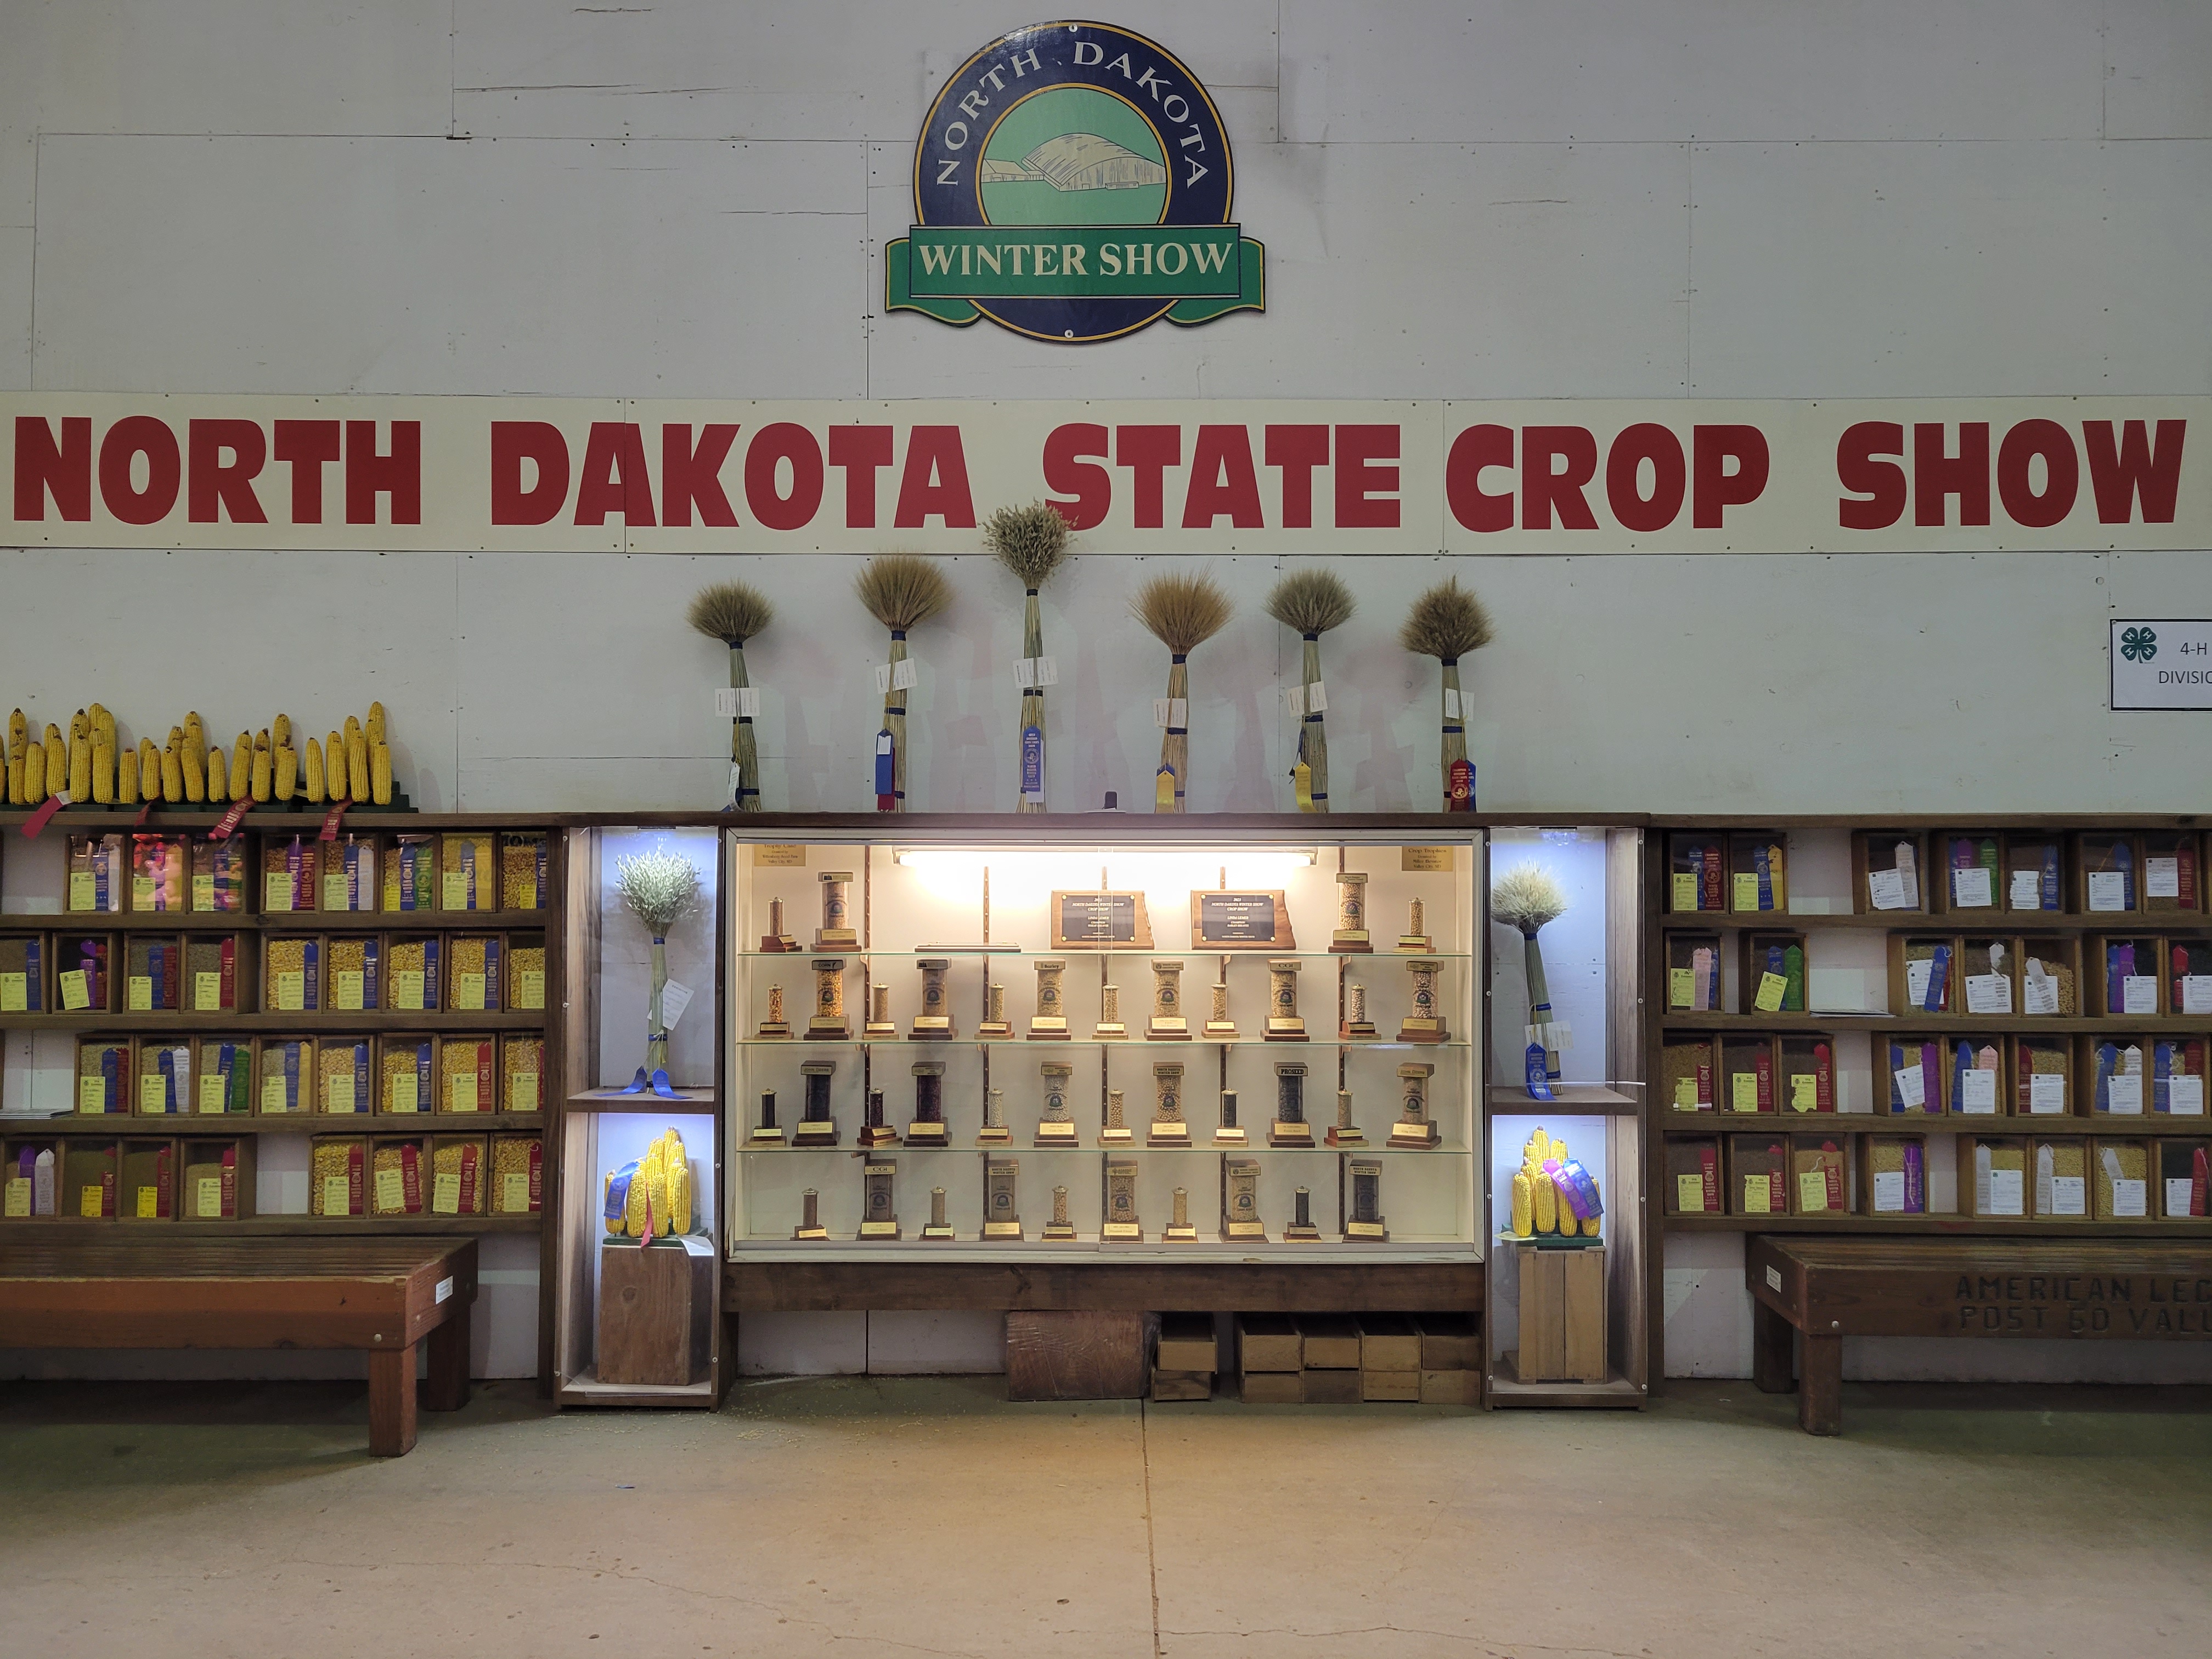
[0,1238,477,1455]
[1746,1235,2212,1435]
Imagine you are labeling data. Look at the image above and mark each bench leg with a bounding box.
[424,1303,471,1414]
[368,1344,419,1456]
[1797,1333,1842,1436]
[1751,1298,1797,1395]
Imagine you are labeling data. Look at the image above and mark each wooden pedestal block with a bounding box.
[1006,1311,1151,1400]
[598,1235,713,1387]
[1150,1368,1213,1401]
[1516,1243,1607,1384]
[1301,1367,1361,1404]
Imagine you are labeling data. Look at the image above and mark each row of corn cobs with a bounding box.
[5,703,397,807]
[1508,1124,1604,1238]
[603,1127,695,1242]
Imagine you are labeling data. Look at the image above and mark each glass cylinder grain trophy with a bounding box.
[791,1187,828,1240]
[1340,980,1376,1041]
[815,871,857,947]
[1202,979,1239,1040]
[859,1086,898,1148]
[759,895,798,953]
[858,1158,899,1239]
[1102,1158,1142,1240]
[1330,871,1373,952]
[1164,1186,1199,1241]
[1325,1087,1364,1147]
[1222,1157,1265,1241]
[1042,1182,1077,1241]
[756,983,791,1039]
[1344,1159,1387,1241]
[1283,1184,1321,1241]
[1214,1086,1248,1147]
[910,957,953,1039]
[807,958,850,1039]
[1264,958,1308,1041]
[1092,983,1127,1041]
[904,1060,948,1146]
[749,1088,785,1146]
[983,1157,1022,1239]
[862,982,897,1040]
[978,982,1013,1040]
[1028,958,1069,1039]
[1147,960,1190,1039]
[921,1185,955,1240]
[1099,1087,1133,1145]
[1269,1060,1314,1147]
[1398,896,1432,952]
[977,1086,1011,1144]
[793,1060,839,1146]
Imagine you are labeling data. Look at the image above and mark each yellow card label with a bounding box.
[455,970,486,1011]
[334,969,364,1011]
[1672,872,1698,911]
[138,1072,169,1111]
[390,1071,419,1113]
[1733,872,1760,911]
[326,1074,356,1114]
[1791,1073,1819,1111]
[515,879,538,909]
[193,873,215,910]
[78,1074,108,1113]
[195,1176,222,1217]
[1742,1175,1771,1215]
[69,871,97,911]
[135,1185,158,1219]
[1673,1076,1699,1109]
[199,1073,228,1113]
[128,975,154,1011]
[511,1071,539,1111]
[5,1178,31,1217]
[1731,1071,1760,1111]
[132,875,155,910]
[1668,967,1694,1008]
[264,872,294,911]
[323,873,349,911]
[321,1175,351,1216]
[59,969,91,1011]
[501,1172,530,1212]
[194,970,222,1011]
[80,1183,105,1217]
[262,1075,289,1112]
[515,970,544,1011]
[1798,1170,1831,1211]
[1675,1173,1705,1211]
[393,968,425,1010]
[442,871,470,910]
[374,1167,405,1212]
[448,1073,478,1113]
[1753,972,1786,1013]
[432,1171,461,1215]
[275,970,305,1012]
[0,972,26,1012]
[754,844,807,867]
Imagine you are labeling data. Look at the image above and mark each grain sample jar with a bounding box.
[1665,932,1724,1013]
[128,833,191,913]
[0,935,44,1013]
[507,934,546,1012]
[381,1036,435,1114]
[1719,1034,1776,1115]
[2086,1039,2151,1116]
[1778,1035,1835,1115]
[1854,830,1927,914]
[2015,1037,2070,1116]
[441,1035,496,1114]
[489,1134,542,1215]
[430,1136,487,1216]
[2004,833,2064,913]
[133,1040,193,1116]
[1667,1138,1722,1215]
[1661,1037,1717,1113]
[439,832,497,913]
[1962,1136,2029,1217]
[501,832,549,911]
[55,934,111,1014]
[1957,936,2016,1016]
[383,934,441,1012]
[1667,832,1725,914]
[502,1035,545,1112]
[119,1139,175,1221]
[2153,1037,2208,1116]
[2093,1139,2152,1220]
[1728,832,1788,915]
[1891,935,1959,1015]
[319,1036,373,1116]
[309,1135,366,1217]
[180,1141,252,1220]
[2079,832,2140,916]
[2164,935,2212,1017]
[76,1037,129,1115]
[189,836,246,913]
[1938,832,2004,914]
[369,1137,429,1216]
[318,833,379,913]
[1791,1137,1849,1216]
[183,934,242,1014]
[124,935,183,1013]
[2031,1139,2088,1218]
[1882,1037,1945,1115]
[63,1141,117,1218]
[326,935,380,1012]
[2140,830,2200,915]
[1861,1135,1928,1215]
[1740,931,1806,1014]
[258,1037,315,1116]
[2091,935,2161,1017]
[1946,1037,2006,1116]
[193,1037,253,1115]
[447,934,503,1012]
[382,833,436,912]
[263,934,321,1012]
[65,833,126,913]
[2018,939,2079,1015]
[261,833,315,914]
[1727,1135,1789,1218]
[2158,1141,2209,1217]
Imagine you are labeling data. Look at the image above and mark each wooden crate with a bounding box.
[599,1235,714,1387]
[1299,1313,1361,1370]
[1516,1244,1606,1383]
[1154,1311,1216,1373]
[1006,1310,1149,1400]
[1235,1312,1301,1372]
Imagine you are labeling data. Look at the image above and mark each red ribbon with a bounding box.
[210,798,255,840]
[318,799,352,842]
[21,792,70,838]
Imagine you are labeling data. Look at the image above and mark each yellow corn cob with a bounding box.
[644,1147,669,1237]
[251,731,271,802]
[624,1159,649,1237]
[1532,1170,1558,1234]
[19,740,44,804]
[303,738,325,804]
[89,701,112,742]
[69,708,88,745]
[325,731,348,800]
[366,702,386,749]
[7,708,25,763]
[43,725,64,796]
[183,709,204,748]
[228,734,252,801]
[159,742,183,803]
[1582,1213,1601,1237]
[180,733,206,803]
[666,1152,691,1235]
[1510,1170,1533,1237]
[115,748,137,805]
[90,739,114,804]
[67,733,90,802]
[205,744,226,804]
[274,744,297,802]
[346,732,368,804]
[272,713,291,752]
[371,742,392,805]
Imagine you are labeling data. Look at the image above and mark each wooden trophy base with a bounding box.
[857,1125,899,1148]
[975,1126,1011,1144]
[1147,1122,1192,1147]
[1344,1221,1389,1242]
[1098,1126,1135,1144]
[1268,1122,1315,1148]
[791,1223,829,1240]
[909,1020,954,1041]
[977,1021,1014,1040]
[1329,932,1373,954]
[808,1020,853,1041]
[1163,1221,1200,1240]
[1325,1127,1365,1147]
[1264,1020,1309,1042]
[1027,1019,1070,1041]
[920,1221,956,1239]
[1389,1121,1443,1149]
[755,1022,792,1040]
[1396,936,1432,953]
[1034,1122,1081,1147]
[981,1220,1025,1240]
[1146,1019,1190,1041]
[1396,1020,1447,1045]
[902,1123,949,1147]
[1282,1222,1322,1240]
[862,1020,899,1040]
[759,935,798,953]
[793,1123,840,1147]
[1201,1020,1240,1040]
[1222,1220,1268,1242]
[1212,1127,1249,1146]
[815,931,859,949]
[1041,1221,1079,1240]
[1339,1020,1376,1041]
[857,1221,901,1240]
[1092,1023,1127,1041]
[1101,1222,1144,1242]
[748,1127,787,1146]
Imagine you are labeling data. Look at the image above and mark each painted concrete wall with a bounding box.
[3,2,2209,1382]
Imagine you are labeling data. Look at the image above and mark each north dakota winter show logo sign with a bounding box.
[887,21,1266,343]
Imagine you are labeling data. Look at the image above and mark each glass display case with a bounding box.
[722,826,1484,1257]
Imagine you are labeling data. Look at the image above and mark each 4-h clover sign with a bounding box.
[2111,619,2212,709]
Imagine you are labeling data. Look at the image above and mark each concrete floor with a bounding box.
[2,1377,2209,1657]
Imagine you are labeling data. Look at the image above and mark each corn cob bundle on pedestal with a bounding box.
[603,1126,695,1242]
[687,580,775,812]
[1506,1125,1603,1240]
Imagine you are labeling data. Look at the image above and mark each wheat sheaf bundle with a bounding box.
[1399,577,1493,661]
[1493,862,1568,936]
[1265,568,1356,638]
[1266,569,1356,812]
[855,553,952,633]
[1131,572,1232,656]
[687,580,774,646]
[983,501,1072,591]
